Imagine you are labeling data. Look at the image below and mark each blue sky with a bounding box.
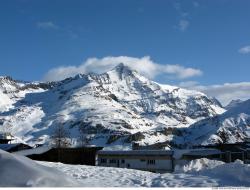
[0,0,250,104]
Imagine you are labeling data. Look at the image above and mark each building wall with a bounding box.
[28,147,103,165]
[97,155,173,172]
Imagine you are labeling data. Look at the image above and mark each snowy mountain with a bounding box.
[0,76,52,112]
[0,64,226,148]
[225,99,243,110]
[183,99,250,146]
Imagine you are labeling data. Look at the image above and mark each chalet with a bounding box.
[0,143,32,153]
[96,150,174,173]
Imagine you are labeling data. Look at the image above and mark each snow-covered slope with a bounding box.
[0,150,81,187]
[0,64,225,147]
[225,99,243,110]
[0,91,13,112]
[0,76,51,113]
[183,99,250,146]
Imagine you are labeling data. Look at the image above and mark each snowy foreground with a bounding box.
[0,150,81,187]
[1,150,250,187]
[39,159,250,187]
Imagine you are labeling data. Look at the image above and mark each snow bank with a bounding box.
[198,159,250,186]
[176,158,225,173]
[175,158,250,186]
[0,150,81,187]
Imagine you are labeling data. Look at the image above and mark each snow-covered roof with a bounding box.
[183,149,222,156]
[97,150,174,156]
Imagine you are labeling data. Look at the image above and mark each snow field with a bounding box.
[1,148,250,187]
[39,158,250,187]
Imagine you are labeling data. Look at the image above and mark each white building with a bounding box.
[96,150,174,173]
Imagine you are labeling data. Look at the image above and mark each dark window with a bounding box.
[127,163,130,168]
[121,159,125,164]
[109,159,117,164]
[147,160,155,165]
[140,159,145,162]
[100,158,107,163]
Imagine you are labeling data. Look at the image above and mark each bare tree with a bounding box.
[51,124,71,148]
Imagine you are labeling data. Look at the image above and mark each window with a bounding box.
[121,159,125,164]
[100,158,107,163]
[147,160,155,165]
[109,159,117,164]
[140,159,145,162]
[127,163,130,168]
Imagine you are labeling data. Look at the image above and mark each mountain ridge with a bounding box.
[0,64,239,149]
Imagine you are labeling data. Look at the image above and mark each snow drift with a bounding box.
[174,158,250,186]
[0,150,81,187]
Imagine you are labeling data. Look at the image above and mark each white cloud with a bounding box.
[179,81,250,106]
[43,56,202,82]
[36,21,59,30]
[178,19,190,31]
[238,46,250,54]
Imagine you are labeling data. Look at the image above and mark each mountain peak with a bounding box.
[109,63,134,80]
[224,98,250,116]
[0,76,14,81]
[113,63,131,72]
[114,62,126,69]
[225,99,243,110]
